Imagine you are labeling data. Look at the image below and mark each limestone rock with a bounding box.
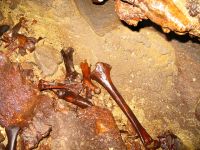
[34,45,62,77]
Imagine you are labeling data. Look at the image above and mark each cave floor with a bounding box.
[0,0,200,149]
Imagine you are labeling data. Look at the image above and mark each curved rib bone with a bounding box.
[91,62,160,149]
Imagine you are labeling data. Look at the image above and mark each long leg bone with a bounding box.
[91,62,160,149]
[61,47,79,80]
[5,126,20,150]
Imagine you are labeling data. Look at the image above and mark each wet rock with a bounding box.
[34,45,62,76]
[0,52,40,128]
[0,52,57,148]
[50,106,126,150]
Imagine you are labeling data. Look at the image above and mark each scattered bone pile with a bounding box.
[0,18,188,150]
[0,45,126,149]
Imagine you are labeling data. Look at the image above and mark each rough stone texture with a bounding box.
[0,0,199,149]
[115,0,200,37]
[186,0,200,18]
[74,0,120,36]
[50,107,126,150]
[0,52,39,128]
[22,98,125,150]
[34,45,62,77]
[21,95,54,149]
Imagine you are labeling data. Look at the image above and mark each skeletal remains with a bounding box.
[0,7,187,150]
[0,44,181,149]
[1,17,42,56]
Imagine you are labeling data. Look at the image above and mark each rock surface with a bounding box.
[22,99,126,150]
[0,52,39,127]
[50,107,126,150]
[34,45,62,77]
[74,0,120,36]
[115,0,200,37]
[0,0,199,149]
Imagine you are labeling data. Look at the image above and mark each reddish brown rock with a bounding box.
[0,51,125,149]
[50,106,126,150]
[0,51,40,128]
[21,95,54,149]
[22,103,126,150]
